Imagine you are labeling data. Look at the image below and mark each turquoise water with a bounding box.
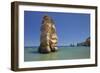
[24,46,90,61]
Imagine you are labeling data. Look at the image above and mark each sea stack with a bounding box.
[38,15,58,53]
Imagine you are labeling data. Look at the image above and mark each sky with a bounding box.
[24,11,90,47]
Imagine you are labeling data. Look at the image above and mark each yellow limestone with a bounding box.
[38,15,58,53]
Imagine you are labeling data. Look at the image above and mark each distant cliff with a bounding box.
[77,37,90,46]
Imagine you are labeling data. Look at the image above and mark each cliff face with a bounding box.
[84,37,90,46]
[77,37,90,46]
[38,15,58,53]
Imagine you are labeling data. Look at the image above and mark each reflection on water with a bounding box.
[24,46,90,61]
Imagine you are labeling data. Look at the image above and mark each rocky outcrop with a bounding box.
[84,37,90,46]
[77,37,90,46]
[38,15,58,53]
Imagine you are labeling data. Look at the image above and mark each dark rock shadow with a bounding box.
[28,51,39,54]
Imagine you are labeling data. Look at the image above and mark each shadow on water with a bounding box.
[28,51,39,54]
[28,49,60,56]
[28,50,53,55]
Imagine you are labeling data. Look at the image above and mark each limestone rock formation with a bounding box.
[38,15,58,53]
[77,37,90,46]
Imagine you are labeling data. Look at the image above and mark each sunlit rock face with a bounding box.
[38,15,58,53]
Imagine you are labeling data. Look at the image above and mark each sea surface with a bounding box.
[24,46,90,61]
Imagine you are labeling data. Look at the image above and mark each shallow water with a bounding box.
[24,46,90,61]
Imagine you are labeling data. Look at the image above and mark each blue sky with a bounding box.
[24,11,90,47]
